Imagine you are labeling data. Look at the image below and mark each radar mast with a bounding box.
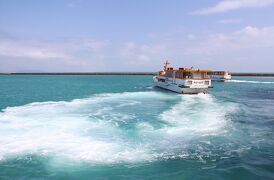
[163,60,170,70]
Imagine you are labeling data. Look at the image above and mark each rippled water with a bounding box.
[0,75,273,179]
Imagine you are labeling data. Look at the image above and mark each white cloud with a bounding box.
[233,26,272,37]
[0,40,69,60]
[184,26,274,55]
[192,0,274,15]
[1,26,274,72]
[0,38,111,72]
[143,26,274,71]
[0,38,108,61]
[119,42,169,67]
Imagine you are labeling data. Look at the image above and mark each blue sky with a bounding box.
[0,0,274,72]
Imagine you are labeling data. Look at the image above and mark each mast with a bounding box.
[163,60,170,70]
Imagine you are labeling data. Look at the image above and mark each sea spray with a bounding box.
[227,80,274,84]
[0,91,236,163]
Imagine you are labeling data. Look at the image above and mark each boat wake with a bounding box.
[227,80,274,84]
[0,91,236,164]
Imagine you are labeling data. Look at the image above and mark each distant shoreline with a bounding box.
[0,72,274,77]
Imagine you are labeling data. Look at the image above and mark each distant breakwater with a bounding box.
[231,73,274,77]
[1,72,274,76]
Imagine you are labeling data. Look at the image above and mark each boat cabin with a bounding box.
[159,67,211,80]
[208,71,230,76]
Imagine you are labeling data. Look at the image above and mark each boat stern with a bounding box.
[179,79,212,94]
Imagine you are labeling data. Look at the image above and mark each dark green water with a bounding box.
[0,75,274,179]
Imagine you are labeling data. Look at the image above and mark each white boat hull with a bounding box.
[153,76,210,94]
[209,75,231,82]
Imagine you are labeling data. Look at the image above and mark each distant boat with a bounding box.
[153,61,213,94]
[208,71,231,82]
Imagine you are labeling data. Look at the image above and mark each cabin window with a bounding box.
[183,72,192,78]
[193,72,202,78]
[166,72,173,78]
[202,72,208,78]
[175,72,183,79]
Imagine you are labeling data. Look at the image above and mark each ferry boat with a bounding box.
[208,71,231,82]
[153,61,213,94]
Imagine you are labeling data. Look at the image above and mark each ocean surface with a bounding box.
[0,75,273,180]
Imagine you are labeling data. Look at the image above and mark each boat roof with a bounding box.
[161,61,212,73]
[164,68,212,73]
[179,69,212,73]
[165,67,212,72]
[212,70,229,72]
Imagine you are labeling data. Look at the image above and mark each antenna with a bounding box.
[163,60,170,70]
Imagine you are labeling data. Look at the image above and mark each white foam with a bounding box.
[116,100,141,107]
[0,91,235,163]
[160,94,230,136]
[227,80,274,84]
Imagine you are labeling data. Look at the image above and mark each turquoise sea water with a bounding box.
[0,75,274,180]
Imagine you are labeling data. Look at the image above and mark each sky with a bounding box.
[0,0,274,72]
